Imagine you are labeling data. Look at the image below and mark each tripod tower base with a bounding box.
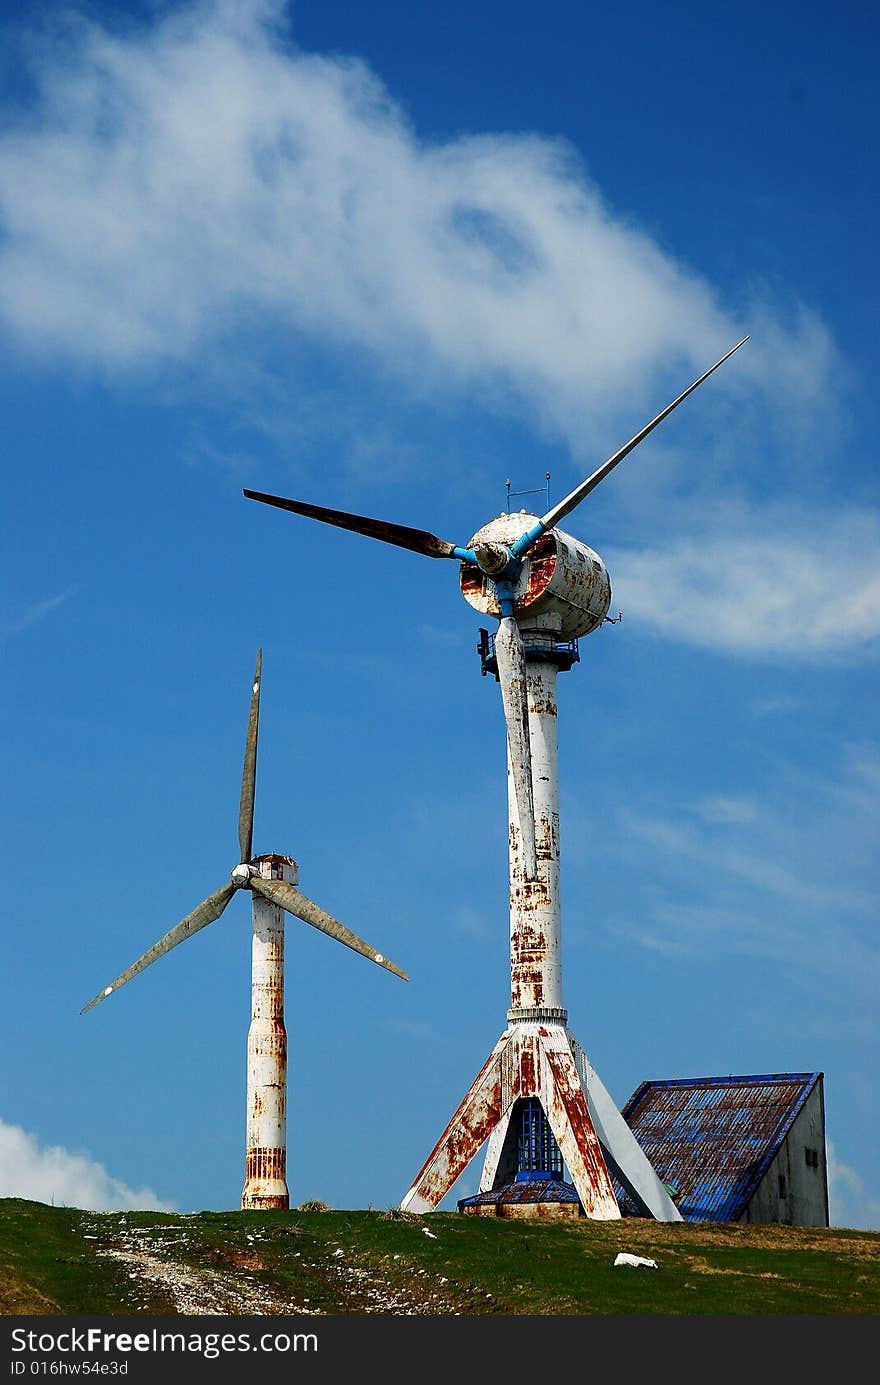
[399,1021,681,1221]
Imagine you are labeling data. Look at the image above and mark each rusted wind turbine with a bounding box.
[243,336,747,1220]
[81,650,408,1209]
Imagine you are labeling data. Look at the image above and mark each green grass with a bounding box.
[1,1199,877,1316]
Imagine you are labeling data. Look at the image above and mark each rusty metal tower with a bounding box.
[81,651,408,1210]
[243,336,748,1220]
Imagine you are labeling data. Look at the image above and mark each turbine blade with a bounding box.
[249,874,409,980]
[238,649,262,862]
[243,489,458,560]
[494,616,538,880]
[79,883,237,1015]
[536,336,749,537]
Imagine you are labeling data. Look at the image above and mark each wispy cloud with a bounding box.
[382,1017,444,1044]
[4,3,876,664]
[0,0,831,460]
[449,903,497,943]
[417,622,464,647]
[569,743,879,987]
[692,795,758,825]
[621,808,872,917]
[0,587,77,642]
[749,693,804,717]
[606,504,880,660]
[827,1139,880,1231]
[0,1118,175,1212]
[834,742,880,816]
[623,803,875,930]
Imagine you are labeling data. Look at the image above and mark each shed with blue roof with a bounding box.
[617,1071,829,1225]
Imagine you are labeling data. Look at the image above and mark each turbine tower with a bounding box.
[81,650,408,1210]
[243,336,748,1220]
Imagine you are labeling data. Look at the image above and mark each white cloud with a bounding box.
[0,0,831,456]
[827,1139,880,1231]
[621,809,872,918]
[606,504,880,659]
[585,741,879,984]
[0,1118,175,1212]
[383,1017,444,1044]
[4,3,876,664]
[0,588,77,642]
[692,795,757,825]
[417,622,464,647]
[834,742,880,816]
[749,693,804,717]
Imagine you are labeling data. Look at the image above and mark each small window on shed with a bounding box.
[591,559,601,573]
[805,1147,819,1169]
[778,1174,787,1199]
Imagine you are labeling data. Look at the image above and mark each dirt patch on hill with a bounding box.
[90,1223,465,1315]
[0,1264,59,1315]
[97,1243,313,1315]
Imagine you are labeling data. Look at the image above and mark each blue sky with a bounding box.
[1,0,877,1228]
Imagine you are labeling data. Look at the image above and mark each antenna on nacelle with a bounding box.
[506,471,551,513]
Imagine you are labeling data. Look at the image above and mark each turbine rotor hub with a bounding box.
[231,863,255,886]
[473,541,511,576]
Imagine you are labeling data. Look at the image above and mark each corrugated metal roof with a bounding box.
[458,1177,581,1210]
[618,1072,823,1222]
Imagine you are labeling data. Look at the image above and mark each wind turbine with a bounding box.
[81,650,408,1210]
[243,336,748,1220]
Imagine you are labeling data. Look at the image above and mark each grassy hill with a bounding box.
[1,1198,878,1316]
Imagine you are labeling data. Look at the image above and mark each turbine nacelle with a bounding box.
[232,855,299,888]
[461,514,612,640]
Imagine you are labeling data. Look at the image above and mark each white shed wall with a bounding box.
[741,1082,828,1227]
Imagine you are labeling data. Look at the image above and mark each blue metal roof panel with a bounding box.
[458,1178,581,1210]
[618,1072,822,1222]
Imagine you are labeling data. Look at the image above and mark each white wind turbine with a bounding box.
[243,337,747,1220]
[81,650,408,1209]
